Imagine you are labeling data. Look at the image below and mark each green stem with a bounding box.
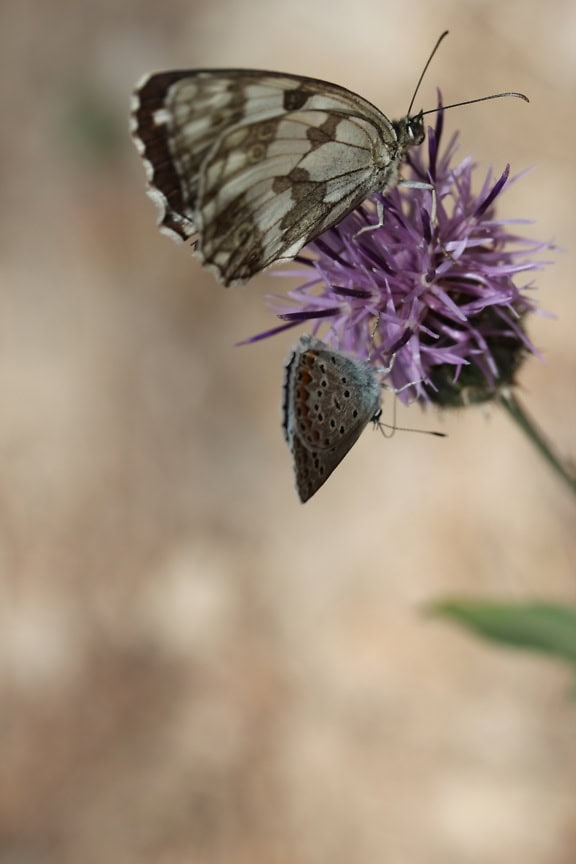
[498,388,576,499]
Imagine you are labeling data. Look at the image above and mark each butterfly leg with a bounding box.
[354,198,386,237]
[400,179,458,264]
[375,376,446,439]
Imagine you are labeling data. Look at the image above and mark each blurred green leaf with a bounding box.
[429,599,576,666]
[62,88,124,165]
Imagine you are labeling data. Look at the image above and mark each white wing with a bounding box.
[132,70,406,285]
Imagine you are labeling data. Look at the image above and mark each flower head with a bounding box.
[255,95,553,407]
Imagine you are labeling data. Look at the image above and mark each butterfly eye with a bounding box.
[407,114,425,144]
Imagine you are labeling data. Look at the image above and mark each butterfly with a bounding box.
[130,68,426,286]
[282,335,383,502]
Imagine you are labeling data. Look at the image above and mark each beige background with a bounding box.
[1,0,575,862]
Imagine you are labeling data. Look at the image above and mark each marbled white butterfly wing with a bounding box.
[282,335,382,502]
[131,70,425,286]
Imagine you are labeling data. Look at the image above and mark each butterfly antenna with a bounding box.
[375,417,446,439]
[406,30,450,118]
[374,390,446,439]
[421,90,529,117]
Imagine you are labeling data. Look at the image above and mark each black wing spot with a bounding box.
[284,88,309,111]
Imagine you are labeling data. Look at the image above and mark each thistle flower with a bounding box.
[252,96,551,407]
[247,97,576,497]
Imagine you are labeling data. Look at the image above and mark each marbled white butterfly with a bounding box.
[131,33,526,286]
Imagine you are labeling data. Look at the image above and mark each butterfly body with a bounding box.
[282,335,382,502]
[132,70,425,285]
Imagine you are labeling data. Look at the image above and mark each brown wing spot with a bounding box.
[289,167,311,183]
[291,182,317,202]
[281,181,328,227]
[234,223,253,244]
[257,122,278,141]
[283,88,309,111]
[225,81,248,110]
[285,167,324,204]
[293,360,315,437]
[222,121,276,165]
[306,116,341,149]
[210,112,225,128]
[202,194,253,250]
[273,176,292,194]
[248,142,267,162]
[200,192,267,284]
[306,126,331,147]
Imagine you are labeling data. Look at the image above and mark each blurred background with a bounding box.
[1,0,575,862]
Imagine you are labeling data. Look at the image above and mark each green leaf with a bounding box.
[429,599,576,666]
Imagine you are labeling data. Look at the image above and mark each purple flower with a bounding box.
[254,96,553,407]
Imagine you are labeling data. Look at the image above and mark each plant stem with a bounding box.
[498,388,576,499]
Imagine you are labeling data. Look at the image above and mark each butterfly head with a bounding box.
[393,111,425,151]
[371,406,383,426]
